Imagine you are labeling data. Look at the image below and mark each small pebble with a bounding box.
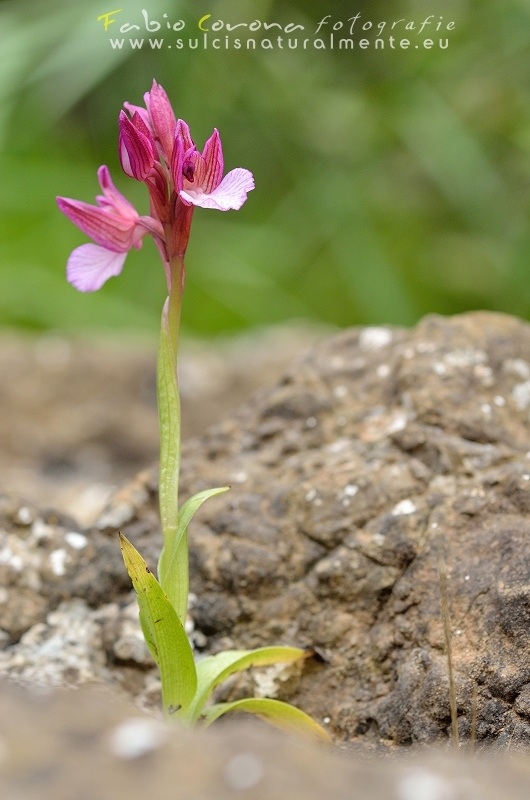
[65,532,88,550]
[392,499,417,516]
[224,752,264,791]
[0,547,23,572]
[49,549,68,577]
[333,384,348,399]
[359,327,392,350]
[15,506,33,526]
[31,519,55,542]
[397,768,452,800]
[109,717,168,760]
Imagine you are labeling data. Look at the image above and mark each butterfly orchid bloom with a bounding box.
[57,80,254,292]
[55,82,330,742]
[173,122,253,211]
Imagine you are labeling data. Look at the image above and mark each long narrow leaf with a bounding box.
[158,485,229,623]
[201,697,331,741]
[119,533,197,719]
[189,646,309,722]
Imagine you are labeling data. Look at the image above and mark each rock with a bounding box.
[2,679,530,800]
[0,326,323,522]
[4,313,530,749]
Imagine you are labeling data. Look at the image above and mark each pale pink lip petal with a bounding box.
[66,244,128,292]
[180,168,254,211]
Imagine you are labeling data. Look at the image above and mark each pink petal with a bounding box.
[56,196,135,251]
[171,120,197,192]
[170,133,185,192]
[97,166,138,219]
[144,81,176,163]
[131,110,156,143]
[200,129,224,193]
[175,119,194,152]
[66,244,128,292]
[179,168,254,211]
[118,110,155,180]
[123,102,152,134]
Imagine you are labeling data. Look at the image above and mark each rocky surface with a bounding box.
[3,312,530,753]
[0,325,322,522]
[4,680,530,800]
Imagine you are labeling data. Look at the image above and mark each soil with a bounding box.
[3,313,530,768]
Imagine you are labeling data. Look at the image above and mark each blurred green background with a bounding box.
[1,0,529,338]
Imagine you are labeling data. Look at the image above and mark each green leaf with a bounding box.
[158,486,230,625]
[189,645,310,722]
[200,697,331,742]
[159,528,188,632]
[119,533,197,719]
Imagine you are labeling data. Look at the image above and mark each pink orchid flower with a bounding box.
[172,122,254,212]
[56,166,164,292]
[57,80,254,292]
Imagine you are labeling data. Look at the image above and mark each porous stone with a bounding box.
[4,313,530,749]
[155,312,530,746]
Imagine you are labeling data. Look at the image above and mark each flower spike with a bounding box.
[58,81,254,291]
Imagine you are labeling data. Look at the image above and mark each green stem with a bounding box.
[157,255,188,624]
